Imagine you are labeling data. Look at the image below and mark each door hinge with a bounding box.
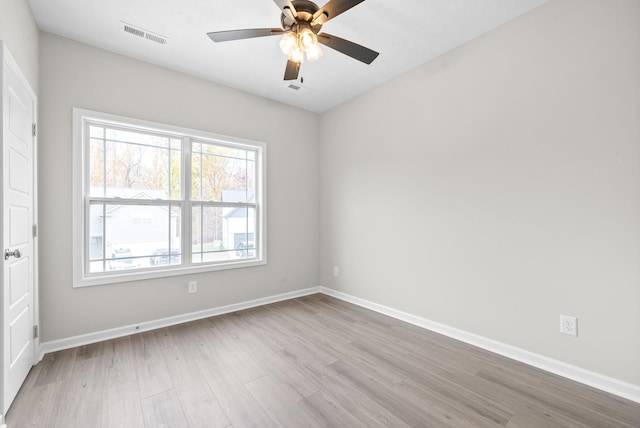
[33,325,38,339]
[32,123,37,137]
[33,224,38,238]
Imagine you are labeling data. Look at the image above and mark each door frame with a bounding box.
[0,41,39,423]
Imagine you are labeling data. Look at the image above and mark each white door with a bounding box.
[1,45,37,414]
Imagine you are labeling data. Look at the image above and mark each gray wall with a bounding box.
[0,0,39,91]
[320,0,640,386]
[38,33,320,341]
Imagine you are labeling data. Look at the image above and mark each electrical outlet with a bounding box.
[333,266,339,277]
[560,315,577,337]
[188,281,198,294]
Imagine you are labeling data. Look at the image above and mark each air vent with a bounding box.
[121,22,168,45]
[286,83,312,94]
[145,33,167,44]
[123,24,145,38]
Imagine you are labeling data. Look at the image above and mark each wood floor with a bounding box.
[7,294,640,427]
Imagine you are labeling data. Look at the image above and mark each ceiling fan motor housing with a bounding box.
[281,0,324,34]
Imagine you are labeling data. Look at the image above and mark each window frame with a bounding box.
[72,108,267,287]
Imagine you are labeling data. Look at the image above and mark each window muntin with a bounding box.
[73,109,266,287]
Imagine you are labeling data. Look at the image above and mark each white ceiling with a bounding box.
[27,0,547,113]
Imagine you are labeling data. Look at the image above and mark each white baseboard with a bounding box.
[319,286,640,404]
[38,286,321,360]
[36,284,640,404]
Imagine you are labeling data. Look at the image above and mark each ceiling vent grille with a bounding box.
[145,33,167,44]
[287,83,312,93]
[121,22,168,45]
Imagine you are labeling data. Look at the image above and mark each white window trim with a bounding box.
[72,108,267,287]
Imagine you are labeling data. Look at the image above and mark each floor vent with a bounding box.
[121,22,168,45]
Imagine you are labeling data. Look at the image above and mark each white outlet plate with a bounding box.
[333,266,339,277]
[560,315,577,337]
[188,281,198,294]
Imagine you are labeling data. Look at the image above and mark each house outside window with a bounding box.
[73,109,266,287]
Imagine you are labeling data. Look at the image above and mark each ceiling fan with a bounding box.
[207,0,379,81]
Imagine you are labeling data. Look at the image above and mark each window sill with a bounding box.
[73,259,267,288]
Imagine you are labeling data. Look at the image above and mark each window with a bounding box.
[73,109,266,287]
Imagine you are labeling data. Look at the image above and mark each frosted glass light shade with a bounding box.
[298,28,318,51]
[279,31,297,55]
[306,44,323,62]
[288,45,304,63]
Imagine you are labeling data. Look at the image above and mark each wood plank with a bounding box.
[103,336,137,387]
[275,344,412,427]
[4,382,57,427]
[102,380,144,428]
[298,391,370,428]
[203,315,268,384]
[328,358,446,427]
[130,330,174,399]
[33,347,77,387]
[195,352,276,428]
[50,356,106,428]
[162,344,230,428]
[245,374,323,428]
[477,364,639,428]
[141,388,188,428]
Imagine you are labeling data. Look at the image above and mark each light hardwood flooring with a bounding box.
[7,294,640,427]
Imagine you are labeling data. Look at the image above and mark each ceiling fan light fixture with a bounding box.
[288,45,305,63]
[305,43,323,62]
[281,26,321,64]
[298,27,318,50]
[279,31,297,55]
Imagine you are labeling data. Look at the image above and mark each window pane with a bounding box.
[88,203,106,273]
[192,205,228,263]
[191,141,255,202]
[169,148,181,200]
[191,152,202,201]
[90,125,104,139]
[89,137,105,196]
[88,202,181,272]
[227,206,256,260]
[192,204,256,263]
[88,125,181,199]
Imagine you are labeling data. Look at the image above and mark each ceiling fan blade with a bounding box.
[317,33,379,64]
[313,0,365,23]
[284,60,300,80]
[272,0,297,17]
[207,28,284,43]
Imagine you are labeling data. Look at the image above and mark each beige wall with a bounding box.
[0,0,38,91]
[320,0,640,386]
[38,33,319,341]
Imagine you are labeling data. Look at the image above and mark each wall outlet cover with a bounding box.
[188,281,198,294]
[560,314,577,337]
